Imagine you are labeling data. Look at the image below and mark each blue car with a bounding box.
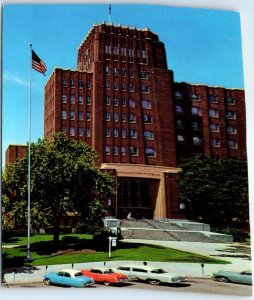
[43,269,95,287]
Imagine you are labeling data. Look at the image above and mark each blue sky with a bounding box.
[2,4,244,165]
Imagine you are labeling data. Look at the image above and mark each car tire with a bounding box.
[217,276,230,283]
[104,281,110,286]
[148,279,160,285]
[44,278,51,285]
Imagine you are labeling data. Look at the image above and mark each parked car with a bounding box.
[81,267,129,285]
[113,264,186,285]
[212,270,252,285]
[43,269,95,287]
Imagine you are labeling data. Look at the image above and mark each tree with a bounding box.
[177,155,249,231]
[2,133,115,244]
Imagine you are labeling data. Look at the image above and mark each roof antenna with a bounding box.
[109,4,112,24]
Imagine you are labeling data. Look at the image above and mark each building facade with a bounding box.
[6,23,246,220]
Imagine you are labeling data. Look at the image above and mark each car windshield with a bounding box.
[75,272,83,277]
[104,269,114,274]
[151,269,168,274]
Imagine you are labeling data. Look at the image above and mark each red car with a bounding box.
[81,267,129,286]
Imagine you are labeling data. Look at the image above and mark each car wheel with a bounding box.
[217,277,230,283]
[104,281,110,286]
[44,278,51,285]
[148,279,160,285]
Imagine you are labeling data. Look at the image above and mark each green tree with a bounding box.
[2,133,115,244]
[177,155,249,231]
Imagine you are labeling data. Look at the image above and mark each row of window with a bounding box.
[105,46,147,63]
[104,81,149,93]
[62,126,91,137]
[61,110,91,121]
[61,95,91,105]
[105,67,149,79]
[62,78,91,89]
[105,145,156,157]
[176,105,237,119]
[176,120,237,134]
[105,112,152,123]
[177,134,238,149]
[105,128,154,139]
[174,91,236,105]
[105,96,151,109]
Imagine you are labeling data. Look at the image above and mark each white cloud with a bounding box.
[3,72,29,87]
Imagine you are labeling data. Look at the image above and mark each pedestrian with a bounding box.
[143,261,147,266]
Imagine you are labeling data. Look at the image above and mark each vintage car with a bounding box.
[81,267,129,285]
[43,269,95,287]
[113,264,186,285]
[212,270,252,285]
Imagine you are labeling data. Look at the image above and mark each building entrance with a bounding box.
[117,178,159,219]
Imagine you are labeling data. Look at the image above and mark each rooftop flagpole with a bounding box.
[109,4,111,24]
[25,44,33,262]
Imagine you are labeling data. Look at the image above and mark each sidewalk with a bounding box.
[3,240,251,285]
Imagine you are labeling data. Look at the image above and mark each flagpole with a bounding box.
[109,4,111,24]
[25,44,33,262]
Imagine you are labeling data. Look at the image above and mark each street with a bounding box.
[4,278,252,296]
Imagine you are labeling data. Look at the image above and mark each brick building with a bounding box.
[6,23,246,220]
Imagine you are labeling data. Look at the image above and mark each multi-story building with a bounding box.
[6,22,246,220]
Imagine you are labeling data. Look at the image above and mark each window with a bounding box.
[118,267,130,271]
[70,127,75,136]
[86,127,91,137]
[129,69,134,77]
[226,111,236,119]
[105,145,110,155]
[121,68,126,76]
[114,97,118,106]
[61,125,66,132]
[191,93,200,100]
[86,112,91,121]
[192,121,201,130]
[121,146,126,155]
[78,111,83,120]
[105,127,110,137]
[62,78,67,86]
[114,112,118,122]
[105,66,110,75]
[174,91,182,98]
[121,113,126,122]
[145,148,156,157]
[114,146,118,155]
[129,84,134,92]
[122,83,126,91]
[105,81,110,89]
[141,85,149,93]
[78,127,83,136]
[177,135,185,142]
[78,96,83,104]
[130,147,138,156]
[176,119,184,128]
[175,105,184,113]
[129,99,135,108]
[140,70,148,79]
[114,82,118,90]
[210,124,219,132]
[211,138,220,147]
[113,68,118,76]
[191,107,201,116]
[143,114,152,123]
[61,95,67,103]
[86,81,91,89]
[209,95,217,102]
[121,128,126,138]
[70,78,75,87]
[78,80,83,88]
[227,125,237,134]
[130,129,137,138]
[129,114,136,123]
[105,112,110,121]
[142,100,151,109]
[61,110,67,119]
[226,97,235,105]
[228,140,238,149]
[70,110,75,120]
[122,97,126,106]
[70,95,75,104]
[193,136,203,146]
[105,96,110,105]
[86,96,91,105]
[114,128,118,137]
[209,109,218,118]
[144,130,154,140]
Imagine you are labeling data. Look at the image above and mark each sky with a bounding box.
[2,3,245,166]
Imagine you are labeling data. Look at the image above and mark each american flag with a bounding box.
[32,50,47,75]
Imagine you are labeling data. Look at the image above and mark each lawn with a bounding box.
[2,234,229,268]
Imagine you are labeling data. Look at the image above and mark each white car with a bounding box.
[114,264,186,285]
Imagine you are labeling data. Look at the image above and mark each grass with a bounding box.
[2,234,229,268]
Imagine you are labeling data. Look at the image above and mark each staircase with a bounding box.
[108,219,233,243]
